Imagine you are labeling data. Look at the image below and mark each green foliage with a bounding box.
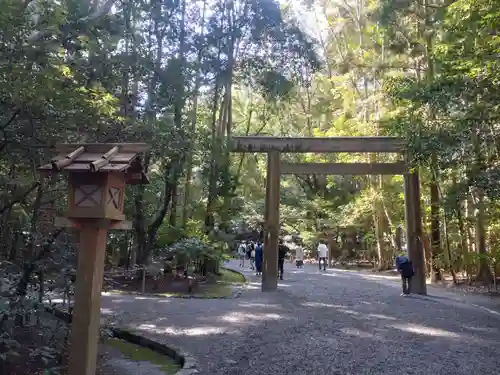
[169,237,224,266]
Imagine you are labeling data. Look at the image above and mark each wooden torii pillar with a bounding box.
[404,171,426,295]
[262,151,280,291]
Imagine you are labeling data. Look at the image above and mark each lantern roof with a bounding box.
[38,143,150,184]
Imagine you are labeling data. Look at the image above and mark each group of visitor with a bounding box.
[237,241,263,275]
[237,239,288,279]
[237,236,416,296]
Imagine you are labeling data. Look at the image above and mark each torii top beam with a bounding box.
[229,136,405,153]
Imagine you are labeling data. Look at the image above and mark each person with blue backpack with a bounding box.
[395,249,415,296]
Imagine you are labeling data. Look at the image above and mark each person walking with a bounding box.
[278,239,289,280]
[295,243,304,268]
[317,240,328,271]
[395,251,414,295]
[255,242,263,276]
[250,242,256,270]
[238,242,247,267]
[246,241,253,261]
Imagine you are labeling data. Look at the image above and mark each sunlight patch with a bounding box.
[338,309,360,316]
[219,311,284,323]
[137,324,230,336]
[471,304,500,317]
[367,313,397,321]
[48,298,64,304]
[340,327,374,338]
[301,302,343,308]
[277,283,290,287]
[245,283,261,290]
[391,323,460,338]
[106,298,134,304]
[238,302,282,309]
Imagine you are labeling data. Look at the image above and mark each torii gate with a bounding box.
[230,136,426,295]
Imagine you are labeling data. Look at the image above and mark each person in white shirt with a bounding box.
[295,244,304,268]
[238,242,247,267]
[250,243,256,270]
[317,241,329,271]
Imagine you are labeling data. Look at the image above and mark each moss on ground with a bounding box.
[105,338,181,374]
[217,268,246,284]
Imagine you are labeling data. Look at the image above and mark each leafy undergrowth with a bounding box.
[429,278,500,297]
[332,262,500,298]
[109,268,246,298]
[0,311,140,375]
[104,338,181,374]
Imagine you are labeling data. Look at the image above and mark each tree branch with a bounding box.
[1,109,20,130]
[16,228,63,297]
[0,182,40,215]
[25,0,118,44]
[143,158,184,261]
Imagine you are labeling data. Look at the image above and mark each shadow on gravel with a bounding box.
[245,281,292,290]
[100,286,500,375]
[100,260,500,375]
[321,270,500,312]
[300,298,500,345]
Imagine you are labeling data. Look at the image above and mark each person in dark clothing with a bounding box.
[278,239,289,280]
[246,242,253,259]
[395,253,414,295]
[255,242,263,276]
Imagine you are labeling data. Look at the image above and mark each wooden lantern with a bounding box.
[38,143,150,375]
[39,143,149,229]
[67,172,126,221]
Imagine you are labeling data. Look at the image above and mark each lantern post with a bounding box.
[38,143,150,375]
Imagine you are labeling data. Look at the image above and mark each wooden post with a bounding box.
[404,171,427,295]
[38,143,150,375]
[141,268,146,293]
[328,236,334,268]
[68,224,108,375]
[262,151,280,292]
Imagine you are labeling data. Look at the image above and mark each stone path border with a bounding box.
[44,305,199,375]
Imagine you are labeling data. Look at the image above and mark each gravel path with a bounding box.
[101,261,500,375]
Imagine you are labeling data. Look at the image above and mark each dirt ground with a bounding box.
[108,273,214,295]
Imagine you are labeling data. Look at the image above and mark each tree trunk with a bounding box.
[204,70,222,230]
[181,0,206,227]
[430,171,442,282]
[423,0,442,282]
[472,189,492,283]
[169,183,178,227]
[442,208,458,284]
